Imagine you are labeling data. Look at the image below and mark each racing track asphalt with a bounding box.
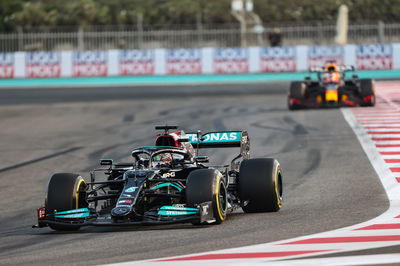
[0,82,389,265]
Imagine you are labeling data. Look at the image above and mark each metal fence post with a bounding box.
[78,27,84,50]
[196,13,203,46]
[317,22,323,45]
[17,27,23,51]
[378,20,385,43]
[137,13,144,49]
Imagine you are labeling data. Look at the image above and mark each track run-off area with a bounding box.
[112,81,400,266]
[0,80,399,265]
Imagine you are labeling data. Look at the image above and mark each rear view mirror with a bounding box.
[194,156,209,163]
[178,138,189,143]
[100,159,113,166]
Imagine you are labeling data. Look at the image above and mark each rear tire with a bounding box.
[45,173,87,231]
[288,82,305,110]
[239,158,283,213]
[359,79,375,107]
[186,169,227,224]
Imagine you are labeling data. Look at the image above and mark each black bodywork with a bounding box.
[288,65,375,109]
[34,129,251,229]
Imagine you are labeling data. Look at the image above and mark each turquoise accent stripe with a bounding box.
[55,208,89,215]
[0,70,399,88]
[55,208,90,218]
[159,206,199,212]
[158,210,198,216]
[158,205,199,216]
[150,182,183,191]
[55,212,90,219]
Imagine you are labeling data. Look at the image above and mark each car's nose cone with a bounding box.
[111,207,130,216]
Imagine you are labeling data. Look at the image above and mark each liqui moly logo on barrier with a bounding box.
[356,44,393,70]
[308,46,344,68]
[166,49,201,74]
[73,51,107,77]
[119,50,154,75]
[26,52,61,78]
[213,48,249,73]
[260,46,296,72]
[0,53,14,78]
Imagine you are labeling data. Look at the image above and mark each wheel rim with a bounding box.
[274,166,283,209]
[276,173,283,208]
[75,178,87,209]
[218,180,228,216]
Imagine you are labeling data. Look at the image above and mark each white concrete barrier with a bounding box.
[0,44,399,78]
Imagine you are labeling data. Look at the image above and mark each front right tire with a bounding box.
[288,81,305,110]
[45,173,87,231]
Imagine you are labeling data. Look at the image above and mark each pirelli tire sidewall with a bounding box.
[288,81,306,110]
[359,78,376,107]
[45,173,87,230]
[213,171,228,223]
[239,158,283,213]
[186,169,228,224]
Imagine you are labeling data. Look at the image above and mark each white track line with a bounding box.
[102,82,400,266]
[224,254,400,266]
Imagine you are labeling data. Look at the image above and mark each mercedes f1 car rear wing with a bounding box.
[186,131,250,170]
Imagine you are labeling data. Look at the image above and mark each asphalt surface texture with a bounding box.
[0,82,388,265]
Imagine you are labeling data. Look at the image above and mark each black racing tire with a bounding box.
[359,79,375,107]
[239,158,283,213]
[288,82,305,110]
[289,81,305,99]
[186,169,227,224]
[45,173,87,231]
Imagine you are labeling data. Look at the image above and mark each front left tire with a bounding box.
[45,173,87,231]
[359,79,375,107]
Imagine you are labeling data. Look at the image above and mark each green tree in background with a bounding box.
[0,0,24,32]
[1,0,400,32]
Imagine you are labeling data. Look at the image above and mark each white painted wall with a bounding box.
[0,44,399,78]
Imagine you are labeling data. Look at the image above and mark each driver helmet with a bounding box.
[325,63,338,72]
[152,153,172,168]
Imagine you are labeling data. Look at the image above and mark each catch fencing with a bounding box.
[0,22,400,52]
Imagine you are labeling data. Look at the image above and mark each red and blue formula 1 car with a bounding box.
[288,62,375,110]
[33,126,283,231]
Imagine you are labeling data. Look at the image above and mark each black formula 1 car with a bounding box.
[33,126,283,231]
[288,62,375,110]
